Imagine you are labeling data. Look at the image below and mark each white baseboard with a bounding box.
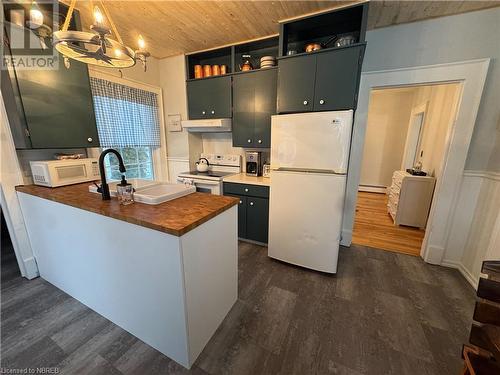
[423,245,445,265]
[441,259,478,290]
[358,185,387,194]
[340,229,352,247]
[23,256,39,280]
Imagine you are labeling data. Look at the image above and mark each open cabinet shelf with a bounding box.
[278,2,368,57]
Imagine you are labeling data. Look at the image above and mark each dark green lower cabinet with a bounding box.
[227,194,247,238]
[245,196,269,244]
[224,182,269,244]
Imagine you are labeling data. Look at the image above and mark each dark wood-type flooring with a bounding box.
[1,240,475,374]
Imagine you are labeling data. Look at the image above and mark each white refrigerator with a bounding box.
[268,110,353,273]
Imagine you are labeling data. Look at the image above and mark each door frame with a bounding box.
[341,59,490,265]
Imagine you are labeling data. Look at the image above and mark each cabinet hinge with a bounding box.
[24,128,31,137]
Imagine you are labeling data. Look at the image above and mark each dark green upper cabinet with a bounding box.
[2,3,99,149]
[187,76,232,120]
[233,68,277,148]
[277,44,365,114]
[276,54,315,114]
[314,45,365,111]
[14,56,99,148]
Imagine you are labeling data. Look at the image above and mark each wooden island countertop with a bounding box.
[15,183,238,236]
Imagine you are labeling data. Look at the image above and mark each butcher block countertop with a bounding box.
[15,183,238,237]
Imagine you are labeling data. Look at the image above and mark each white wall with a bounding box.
[363,7,500,173]
[359,89,414,188]
[158,55,202,181]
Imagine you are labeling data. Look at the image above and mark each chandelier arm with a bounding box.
[99,0,125,46]
[61,0,77,31]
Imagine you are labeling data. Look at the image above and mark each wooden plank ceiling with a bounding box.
[66,1,500,58]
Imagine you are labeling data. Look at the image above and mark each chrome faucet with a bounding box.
[98,149,126,200]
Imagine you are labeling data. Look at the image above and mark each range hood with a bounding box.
[181,118,231,132]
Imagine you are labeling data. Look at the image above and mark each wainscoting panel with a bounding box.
[167,157,190,183]
[442,170,500,289]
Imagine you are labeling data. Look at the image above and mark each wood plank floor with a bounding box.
[353,191,426,256]
[1,241,475,375]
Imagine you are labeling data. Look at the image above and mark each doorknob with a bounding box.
[211,110,215,114]
[202,110,206,115]
[249,202,254,206]
[303,100,308,105]
[247,139,252,143]
[87,137,93,142]
[258,140,262,144]
[319,99,325,105]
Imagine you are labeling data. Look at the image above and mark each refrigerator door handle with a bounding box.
[274,167,346,175]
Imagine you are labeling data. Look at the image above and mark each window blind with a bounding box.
[90,77,161,148]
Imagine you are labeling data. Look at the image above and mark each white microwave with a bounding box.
[30,158,101,187]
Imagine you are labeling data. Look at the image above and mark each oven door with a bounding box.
[177,177,221,195]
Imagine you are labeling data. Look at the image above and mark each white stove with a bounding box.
[177,154,241,195]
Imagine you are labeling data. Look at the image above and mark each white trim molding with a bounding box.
[358,185,387,194]
[342,59,490,265]
[0,92,39,279]
[463,170,500,181]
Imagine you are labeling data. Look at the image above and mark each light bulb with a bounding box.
[30,2,43,28]
[93,6,104,25]
[138,35,146,50]
[114,49,122,58]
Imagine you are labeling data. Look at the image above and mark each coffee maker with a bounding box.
[245,151,263,176]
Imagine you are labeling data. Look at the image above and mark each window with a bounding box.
[103,146,154,181]
[90,77,161,181]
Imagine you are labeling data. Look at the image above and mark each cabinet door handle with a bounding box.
[249,202,254,206]
[258,139,262,144]
[239,200,242,204]
[211,110,215,114]
[202,110,206,115]
[87,137,93,142]
[303,100,308,105]
[244,188,249,192]
[319,99,325,105]
[247,139,252,143]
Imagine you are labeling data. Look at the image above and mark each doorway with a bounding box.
[1,208,21,284]
[352,82,462,256]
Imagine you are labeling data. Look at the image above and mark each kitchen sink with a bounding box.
[89,179,196,205]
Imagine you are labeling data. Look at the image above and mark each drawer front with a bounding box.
[223,182,269,198]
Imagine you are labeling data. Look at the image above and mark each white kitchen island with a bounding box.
[16,183,238,369]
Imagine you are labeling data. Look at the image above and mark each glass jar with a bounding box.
[116,176,134,205]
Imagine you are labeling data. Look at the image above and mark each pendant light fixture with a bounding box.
[51,0,150,71]
[28,1,52,49]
